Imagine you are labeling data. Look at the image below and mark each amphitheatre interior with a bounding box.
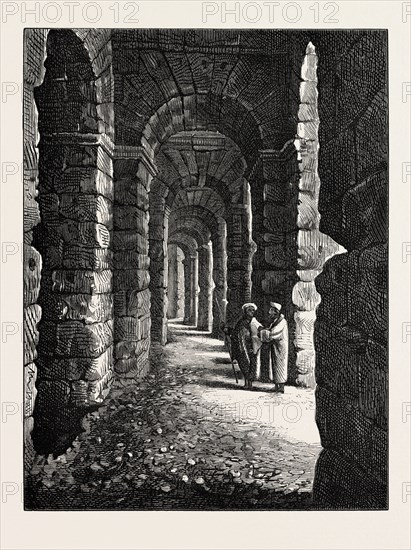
[23,29,388,510]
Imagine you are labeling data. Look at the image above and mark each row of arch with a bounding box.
[29,29,336,456]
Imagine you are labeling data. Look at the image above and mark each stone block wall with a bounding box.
[23,29,48,467]
[312,31,388,508]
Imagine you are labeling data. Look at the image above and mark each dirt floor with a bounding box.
[26,320,321,510]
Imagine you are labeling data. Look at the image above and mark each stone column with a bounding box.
[149,194,170,345]
[183,255,192,324]
[176,246,185,318]
[34,133,114,455]
[226,205,253,327]
[197,243,213,331]
[211,223,227,336]
[113,147,156,378]
[293,44,342,388]
[167,243,182,319]
[190,254,199,326]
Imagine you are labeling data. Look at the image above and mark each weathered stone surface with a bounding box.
[315,322,362,400]
[295,350,315,388]
[114,288,151,318]
[114,251,149,270]
[297,120,319,141]
[151,316,168,345]
[347,244,387,345]
[114,346,150,377]
[37,346,113,381]
[315,254,348,326]
[113,231,149,253]
[34,380,71,423]
[294,311,315,352]
[24,363,37,418]
[115,317,141,341]
[298,170,320,194]
[113,205,148,232]
[297,192,320,229]
[297,230,340,270]
[39,320,113,358]
[24,304,41,364]
[63,246,113,270]
[292,281,321,312]
[115,337,150,360]
[265,235,298,269]
[316,386,387,484]
[88,369,114,404]
[114,269,150,292]
[342,173,387,251]
[60,221,111,248]
[358,339,388,429]
[41,293,113,323]
[313,449,387,509]
[149,241,167,260]
[140,314,151,339]
[116,179,149,209]
[24,245,42,307]
[59,194,113,228]
[51,167,113,200]
[50,269,112,294]
[299,81,318,104]
[24,416,35,441]
[296,269,321,282]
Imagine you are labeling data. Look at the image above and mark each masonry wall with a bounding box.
[30,30,116,455]
[23,29,48,468]
[312,30,388,509]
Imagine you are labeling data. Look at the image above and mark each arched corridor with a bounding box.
[27,321,320,510]
[24,29,388,510]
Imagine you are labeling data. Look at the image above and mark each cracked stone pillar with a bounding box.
[33,133,115,455]
[197,242,213,331]
[190,254,199,326]
[149,195,170,345]
[113,147,156,378]
[293,44,342,388]
[226,205,253,327]
[211,222,227,336]
[183,255,193,324]
[167,244,184,319]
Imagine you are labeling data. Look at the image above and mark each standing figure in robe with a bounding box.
[259,302,288,393]
[229,303,262,390]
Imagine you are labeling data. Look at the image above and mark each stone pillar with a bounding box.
[309,35,388,508]
[293,43,342,388]
[149,194,169,345]
[176,246,185,318]
[33,133,115,455]
[183,255,192,324]
[197,242,213,331]
[226,205,253,327]
[190,254,199,326]
[113,148,156,379]
[211,223,227,336]
[167,244,184,319]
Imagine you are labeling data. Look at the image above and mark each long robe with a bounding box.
[230,316,262,381]
[260,314,288,384]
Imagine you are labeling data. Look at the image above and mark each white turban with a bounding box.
[270,302,282,311]
[242,302,257,312]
